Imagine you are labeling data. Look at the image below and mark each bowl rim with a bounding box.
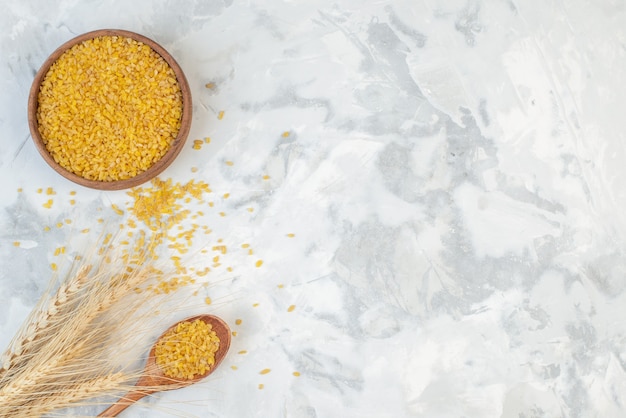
[27,28,192,191]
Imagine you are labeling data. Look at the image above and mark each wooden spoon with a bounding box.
[98,314,231,417]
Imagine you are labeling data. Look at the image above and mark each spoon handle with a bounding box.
[97,389,154,417]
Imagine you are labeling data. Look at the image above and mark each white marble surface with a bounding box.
[2,0,626,417]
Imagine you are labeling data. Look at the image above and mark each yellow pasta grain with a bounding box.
[154,319,220,379]
[43,226,51,232]
[212,245,227,254]
[282,131,290,138]
[287,233,295,238]
[225,160,234,166]
[218,110,225,120]
[255,260,263,268]
[238,350,247,355]
[50,263,58,271]
[17,188,23,193]
[37,35,183,182]
[13,241,20,247]
[196,267,210,277]
[259,368,271,375]
[43,199,53,209]
[37,188,43,194]
[204,297,212,305]
[46,187,55,195]
[204,137,211,143]
[293,371,301,377]
[205,82,215,89]
[235,319,242,326]
[231,365,238,370]
[111,204,124,216]
[287,304,296,312]
[258,384,264,390]
[192,139,203,150]
[262,175,270,180]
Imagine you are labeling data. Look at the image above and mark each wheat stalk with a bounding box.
[0,265,92,380]
[0,232,179,417]
[0,372,131,418]
[1,264,154,386]
[0,172,229,418]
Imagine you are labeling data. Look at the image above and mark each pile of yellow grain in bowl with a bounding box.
[35,33,184,182]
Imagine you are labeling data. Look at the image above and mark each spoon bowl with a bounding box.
[98,314,230,417]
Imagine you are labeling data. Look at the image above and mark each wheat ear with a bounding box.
[0,232,177,416]
[0,372,130,418]
[0,258,157,405]
[0,265,92,379]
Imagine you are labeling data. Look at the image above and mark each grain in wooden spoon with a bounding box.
[98,314,231,417]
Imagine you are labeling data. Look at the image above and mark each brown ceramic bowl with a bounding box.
[27,29,192,190]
